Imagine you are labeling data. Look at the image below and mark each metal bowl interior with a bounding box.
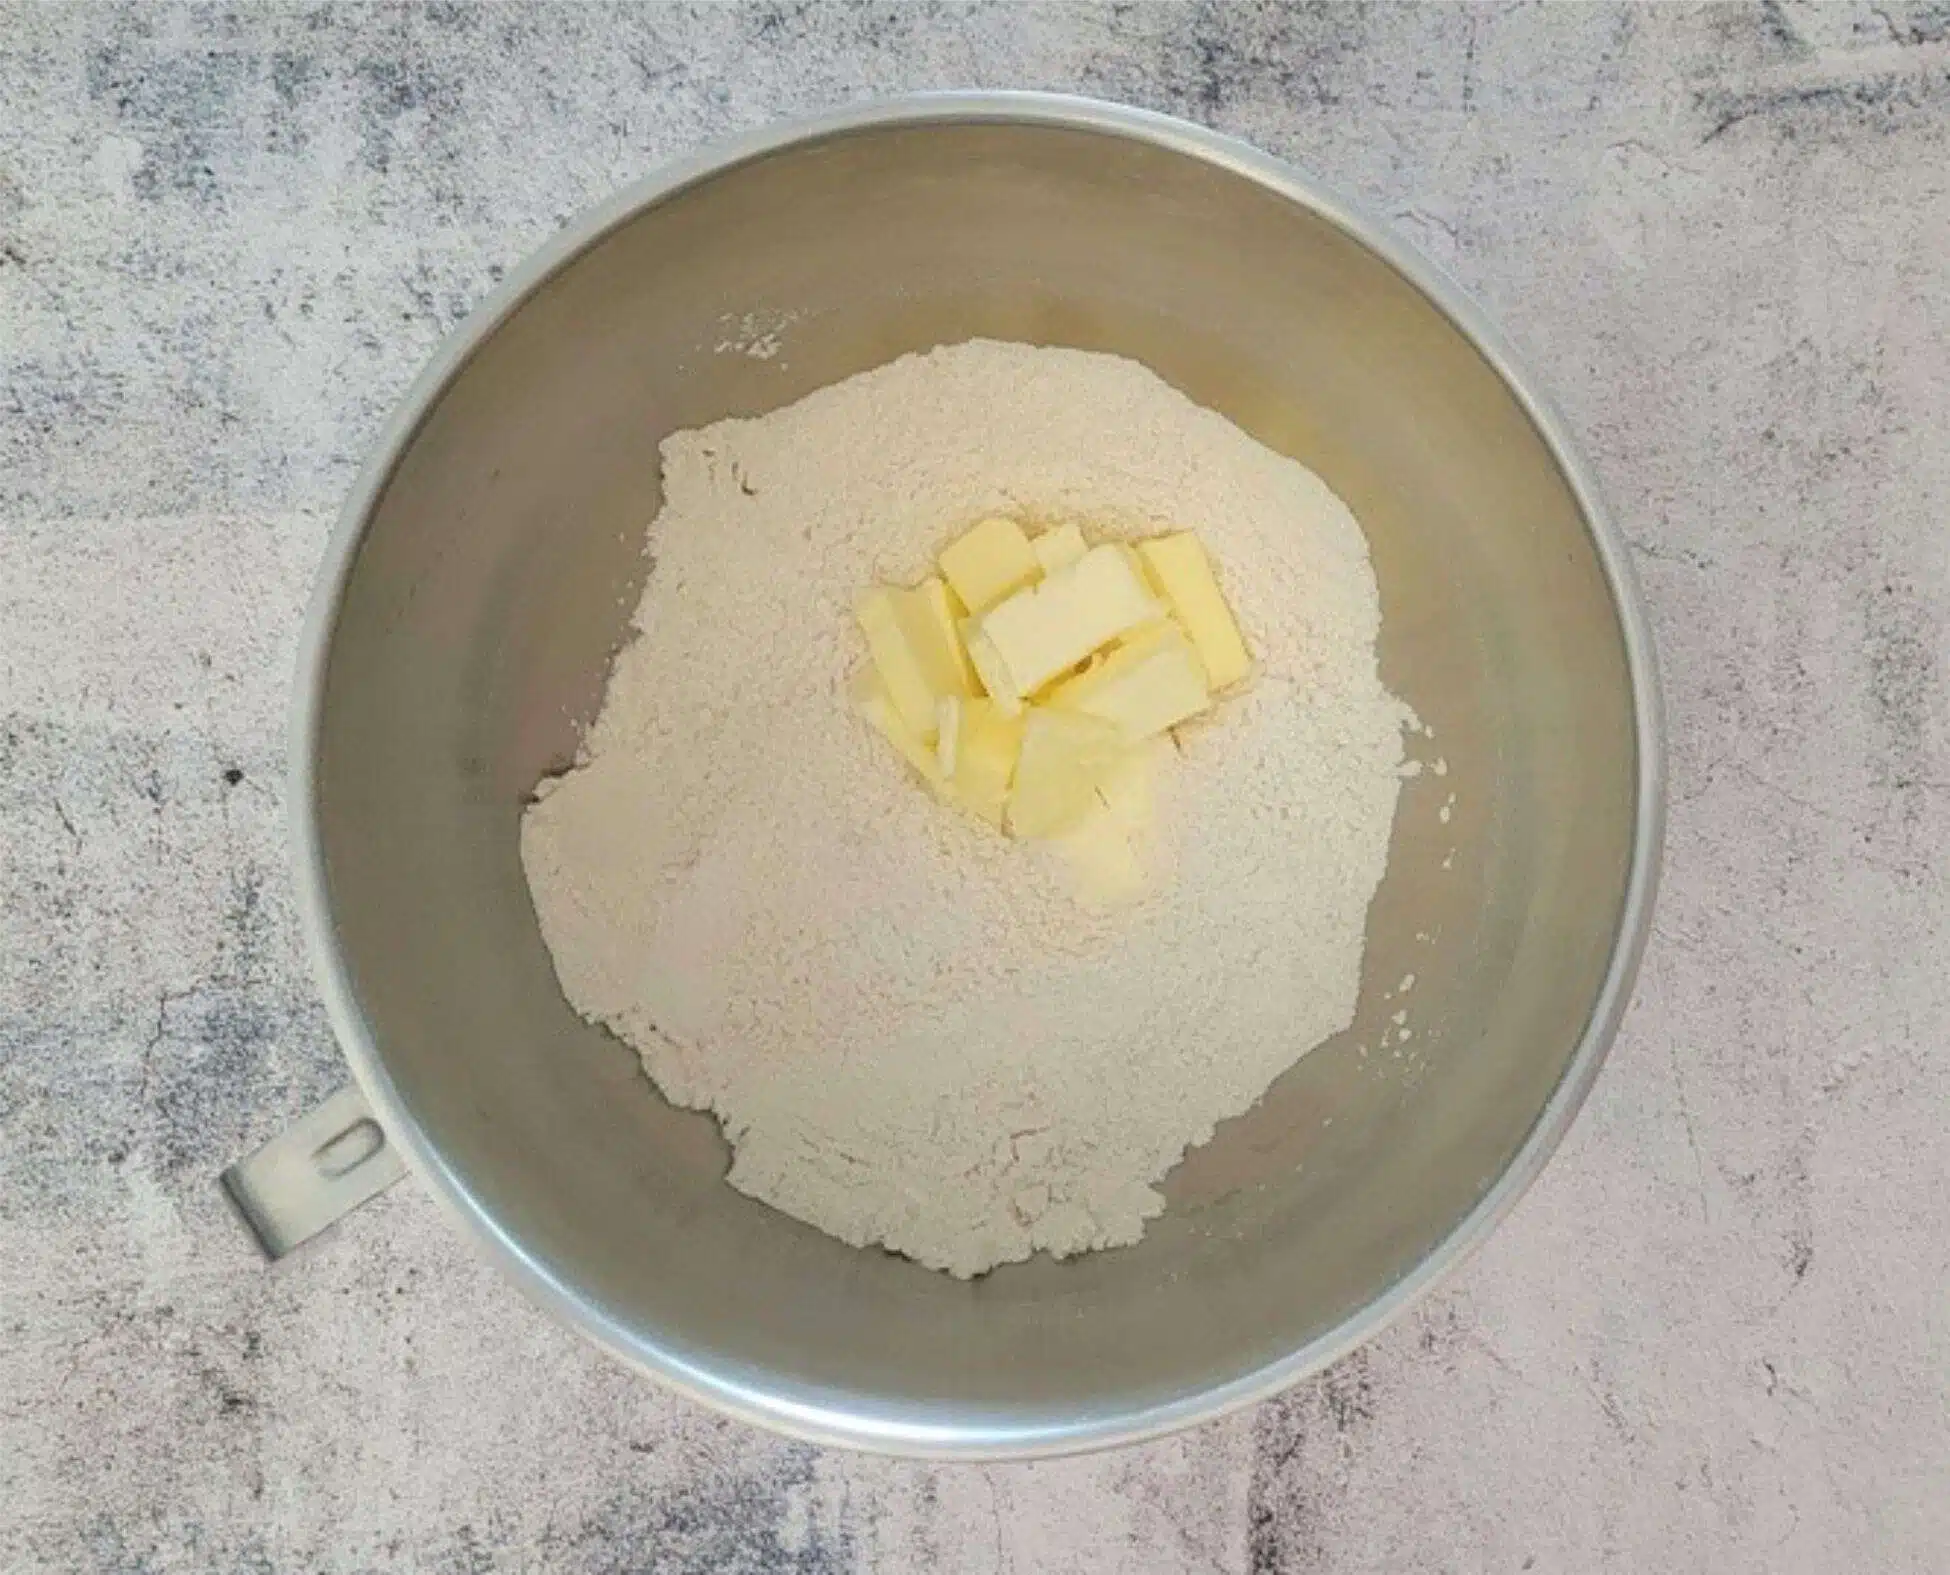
[303,99,1659,1457]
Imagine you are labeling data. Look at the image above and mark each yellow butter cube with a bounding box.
[935,696,963,779]
[1136,533,1251,690]
[852,671,944,790]
[913,576,978,696]
[1093,736,1167,830]
[1031,523,1087,576]
[961,620,1019,715]
[856,588,936,738]
[1048,622,1211,742]
[855,577,974,740]
[1054,808,1145,908]
[1007,706,1124,839]
[967,545,1160,712]
[939,516,1039,615]
[946,699,1023,827]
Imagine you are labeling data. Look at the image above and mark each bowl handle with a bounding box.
[220,1083,407,1258]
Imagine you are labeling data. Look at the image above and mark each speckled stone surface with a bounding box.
[4,3,1948,1570]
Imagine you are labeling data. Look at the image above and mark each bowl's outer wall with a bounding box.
[307,106,1651,1455]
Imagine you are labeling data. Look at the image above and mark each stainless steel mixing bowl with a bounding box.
[281,95,1662,1456]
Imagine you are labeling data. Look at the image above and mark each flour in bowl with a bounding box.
[520,339,1411,1277]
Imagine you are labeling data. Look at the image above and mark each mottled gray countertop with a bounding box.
[4,3,1948,1571]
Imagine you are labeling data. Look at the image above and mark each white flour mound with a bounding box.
[520,339,1411,1277]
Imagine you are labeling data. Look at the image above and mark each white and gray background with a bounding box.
[3,3,1947,1570]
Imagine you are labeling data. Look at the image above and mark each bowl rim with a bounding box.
[292,90,1667,1460]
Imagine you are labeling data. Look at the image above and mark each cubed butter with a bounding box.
[1031,522,1087,576]
[855,577,975,739]
[1048,622,1211,741]
[1136,533,1251,689]
[935,696,963,779]
[967,545,1160,711]
[946,699,1023,827]
[852,671,944,789]
[914,576,979,696]
[939,516,1039,615]
[961,621,1017,714]
[1054,808,1145,909]
[1007,706,1124,839]
[1093,736,1167,831]
[856,523,1245,869]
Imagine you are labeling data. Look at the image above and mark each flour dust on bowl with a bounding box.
[287,96,1661,1457]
